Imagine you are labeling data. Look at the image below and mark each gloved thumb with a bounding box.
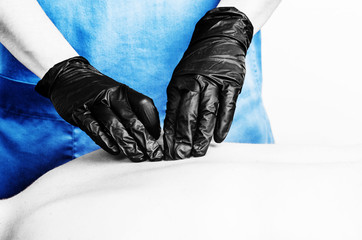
[126,87,161,140]
[214,86,240,143]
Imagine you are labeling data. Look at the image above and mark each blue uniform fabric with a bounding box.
[0,0,273,198]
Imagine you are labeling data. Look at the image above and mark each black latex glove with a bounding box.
[164,7,253,160]
[35,56,163,162]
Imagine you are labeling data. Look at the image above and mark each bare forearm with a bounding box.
[0,0,78,78]
[217,0,281,34]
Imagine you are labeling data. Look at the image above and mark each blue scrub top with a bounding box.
[0,0,273,198]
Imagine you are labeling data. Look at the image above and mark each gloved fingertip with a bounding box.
[175,143,192,159]
[146,141,164,161]
[191,150,206,158]
[106,146,120,155]
[213,126,229,143]
[101,136,121,155]
[125,144,147,162]
[191,143,208,158]
[213,134,225,143]
[149,147,164,161]
[129,154,147,163]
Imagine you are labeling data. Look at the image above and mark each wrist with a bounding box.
[35,56,89,98]
[38,51,79,78]
[193,7,254,51]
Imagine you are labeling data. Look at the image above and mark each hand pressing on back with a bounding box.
[36,56,163,162]
[164,7,254,160]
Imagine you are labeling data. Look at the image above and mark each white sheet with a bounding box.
[1,143,362,240]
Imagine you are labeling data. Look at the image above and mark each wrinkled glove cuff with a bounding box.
[191,7,254,51]
[35,56,89,98]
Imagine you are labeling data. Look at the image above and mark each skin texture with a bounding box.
[1,143,362,240]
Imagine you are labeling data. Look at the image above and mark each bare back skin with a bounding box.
[1,143,362,240]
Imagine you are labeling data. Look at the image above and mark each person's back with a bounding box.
[1,143,362,240]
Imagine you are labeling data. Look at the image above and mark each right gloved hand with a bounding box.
[163,7,254,160]
[35,56,163,162]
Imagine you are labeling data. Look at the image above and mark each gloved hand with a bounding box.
[164,7,254,160]
[35,56,163,162]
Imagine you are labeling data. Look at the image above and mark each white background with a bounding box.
[261,0,362,144]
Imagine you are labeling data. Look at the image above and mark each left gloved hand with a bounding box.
[164,7,254,160]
